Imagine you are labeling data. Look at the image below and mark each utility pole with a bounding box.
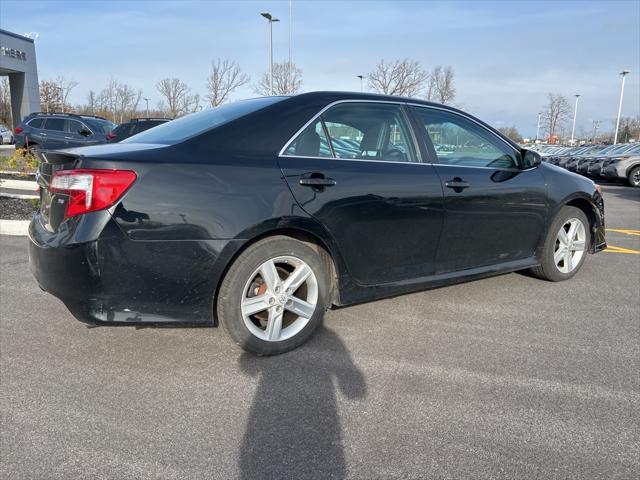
[143,98,150,118]
[570,94,580,145]
[535,112,541,142]
[614,70,630,144]
[591,120,601,143]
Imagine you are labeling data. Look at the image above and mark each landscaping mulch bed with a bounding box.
[0,197,37,220]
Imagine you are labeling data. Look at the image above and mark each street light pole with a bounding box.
[614,70,630,144]
[143,98,150,118]
[261,12,280,96]
[535,112,541,142]
[357,75,364,92]
[570,94,580,146]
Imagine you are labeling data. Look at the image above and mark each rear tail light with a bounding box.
[106,132,117,140]
[50,169,137,218]
[14,126,23,134]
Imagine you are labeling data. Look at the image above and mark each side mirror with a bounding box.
[521,149,542,169]
[79,128,92,137]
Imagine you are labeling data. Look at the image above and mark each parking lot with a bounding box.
[0,184,638,479]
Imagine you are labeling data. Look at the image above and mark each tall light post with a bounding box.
[261,12,280,95]
[570,94,580,146]
[535,112,541,142]
[357,75,364,92]
[614,70,630,144]
[143,97,150,118]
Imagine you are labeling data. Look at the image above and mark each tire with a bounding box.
[530,206,591,282]
[217,236,331,355]
[0,136,4,145]
[628,166,640,187]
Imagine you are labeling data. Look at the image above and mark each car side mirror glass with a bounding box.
[522,149,542,169]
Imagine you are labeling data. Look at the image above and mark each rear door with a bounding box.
[40,118,67,150]
[410,105,547,273]
[278,101,444,285]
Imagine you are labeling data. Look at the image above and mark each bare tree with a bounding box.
[497,126,523,143]
[55,76,79,108]
[156,78,200,118]
[39,80,63,112]
[206,58,249,107]
[367,58,427,97]
[0,77,11,125]
[426,65,456,105]
[541,93,571,141]
[86,90,98,115]
[614,116,640,143]
[253,61,303,96]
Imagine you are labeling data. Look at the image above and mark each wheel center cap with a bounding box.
[277,294,287,305]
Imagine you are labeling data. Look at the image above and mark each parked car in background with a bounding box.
[106,117,171,143]
[0,123,14,144]
[601,144,640,186]
[14,113,116,151]
[29,92,606,355]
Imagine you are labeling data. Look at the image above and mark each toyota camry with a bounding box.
[29,92,606,355]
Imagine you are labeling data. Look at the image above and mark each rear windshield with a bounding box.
[123,97,286,145]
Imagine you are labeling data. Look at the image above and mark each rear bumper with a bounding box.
[29,212,241,326]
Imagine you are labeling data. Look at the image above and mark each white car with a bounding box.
[0,124,14,145]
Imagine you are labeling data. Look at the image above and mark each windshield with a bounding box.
[123,97,286,145]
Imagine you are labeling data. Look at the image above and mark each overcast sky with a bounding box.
[2,0,638,136]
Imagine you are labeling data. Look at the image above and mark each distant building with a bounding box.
[0,29,40,127]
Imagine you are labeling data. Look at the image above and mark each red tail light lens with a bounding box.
[14,127,23,134]
[50,169,137,218]
[106,132,117,140]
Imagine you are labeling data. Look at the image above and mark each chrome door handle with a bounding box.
[444,178,470,189]
[299,177,336,187]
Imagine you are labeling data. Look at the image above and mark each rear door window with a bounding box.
[283,102,418,163]
[44,118,66,132]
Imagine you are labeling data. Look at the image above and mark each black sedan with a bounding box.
[29,92,606,355]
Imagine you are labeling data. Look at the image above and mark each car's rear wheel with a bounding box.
[530,206,590,282]
[217,236,330,355]
[628,166,640,187]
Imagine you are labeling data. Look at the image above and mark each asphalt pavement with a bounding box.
[1,184,638,479]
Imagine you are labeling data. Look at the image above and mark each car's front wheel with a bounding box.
[628,166,640,187]
[530,206,591,282]
[217,236,331,355]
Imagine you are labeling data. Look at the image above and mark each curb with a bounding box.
[0,220,29,236]
[0,179,38,190]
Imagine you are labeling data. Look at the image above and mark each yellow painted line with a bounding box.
[603,245,640,255]
[606,228,640,236]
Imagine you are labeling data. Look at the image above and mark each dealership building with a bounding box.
[0,29,40,127]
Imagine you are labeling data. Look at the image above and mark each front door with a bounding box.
[278,101,445,285]
[410,106,548,273]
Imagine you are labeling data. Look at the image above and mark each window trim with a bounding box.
[408,103,523,170]
[279,99,423,165]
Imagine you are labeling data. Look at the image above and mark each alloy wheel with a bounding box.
[554,218,586,274]
[631,168,640,187]
[241,256,318,342]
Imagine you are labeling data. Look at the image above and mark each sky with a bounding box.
[1,0,639,137]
